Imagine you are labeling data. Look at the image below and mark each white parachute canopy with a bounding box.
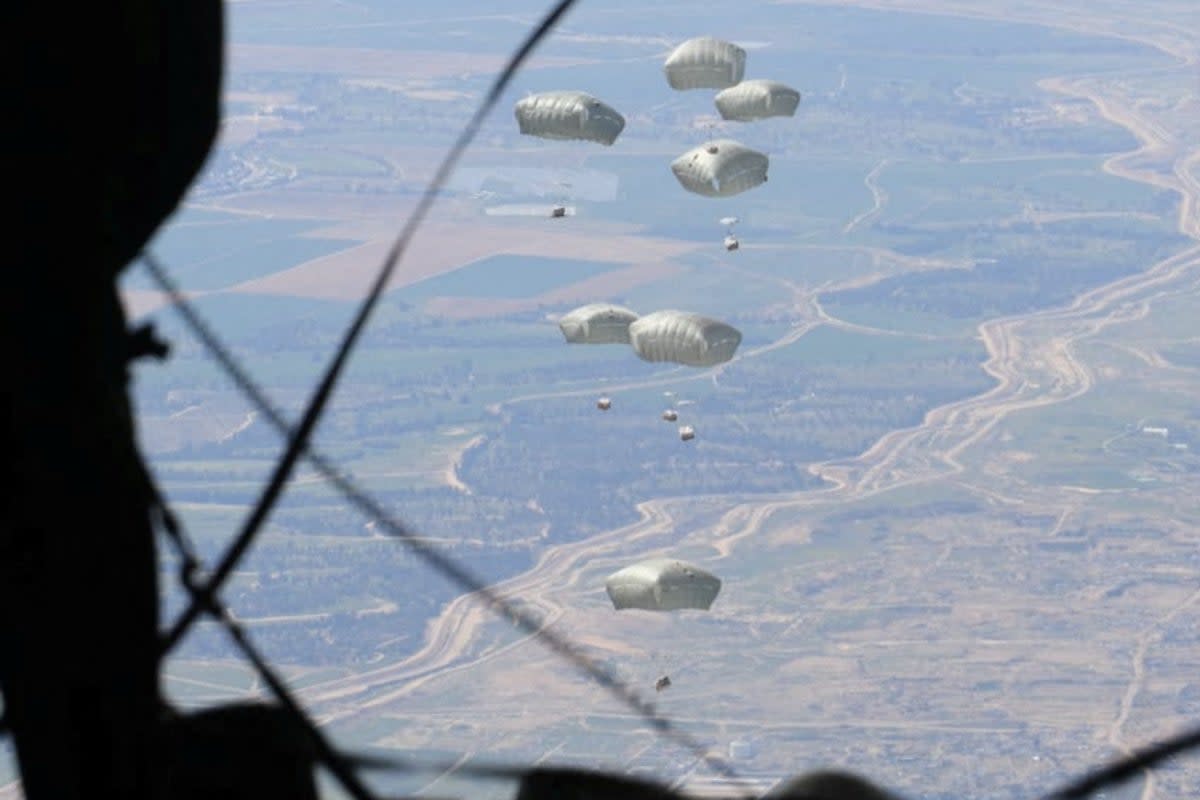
[714,79,801,121]
[663,37,746,90]
[670,139,768,198]
[558,303,640,344]
[628,309,742,367]
[605,558,722,611]
[514,91,626,146]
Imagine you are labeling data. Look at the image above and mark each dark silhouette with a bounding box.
[3,3,223,798]
[1,2,1192,798]
[515,767,682,800]
[161,703,321,800]
[764,772,899,800]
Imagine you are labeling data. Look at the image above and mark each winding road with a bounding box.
[290,21,1200,797]
[5,7,1198,800]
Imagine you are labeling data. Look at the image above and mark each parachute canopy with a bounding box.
[663,37,746,90]
[714,79,801,121]
[558,303,639,344]
[605,558,722,611]
[629,310,742,367]
[670,139,768,198]
[514,91,626,146]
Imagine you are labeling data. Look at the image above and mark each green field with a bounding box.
[395,255,623,301]
[876,157,1177,226]
[821,302,980,337]
[129,209,360,291]
[104,5,1200,797]
[267,145,392,177]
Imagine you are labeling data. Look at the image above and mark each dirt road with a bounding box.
[285,13,1200,788]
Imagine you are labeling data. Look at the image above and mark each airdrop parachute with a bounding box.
[605,558,722,611]
[663,37,746,90]
[558,303,639,345]
[714,79,801,121]
[670,139,768,198]
[514,91,626,146]
[628,310,742,367]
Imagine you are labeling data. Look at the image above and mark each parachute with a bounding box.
[714,79,801,121]
[663,37,746,90]
[605,558,722,611]
[558,303,640,344]
[628,310,742,367]
[670,139,768,198]
[514,91,626,146]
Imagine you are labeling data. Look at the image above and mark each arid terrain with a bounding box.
[5,2,1199,799]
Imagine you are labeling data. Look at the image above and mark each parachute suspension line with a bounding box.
[145,257,453,575]
[142,255,465,568]
[151,441,739,792]
[1040,723,1200,800]
[153,502,380,800]
[141,256,750,791]
[139,0,752,783]
[160,0,582,658]
[42,17,1191,800]
[134,30,1194,800]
